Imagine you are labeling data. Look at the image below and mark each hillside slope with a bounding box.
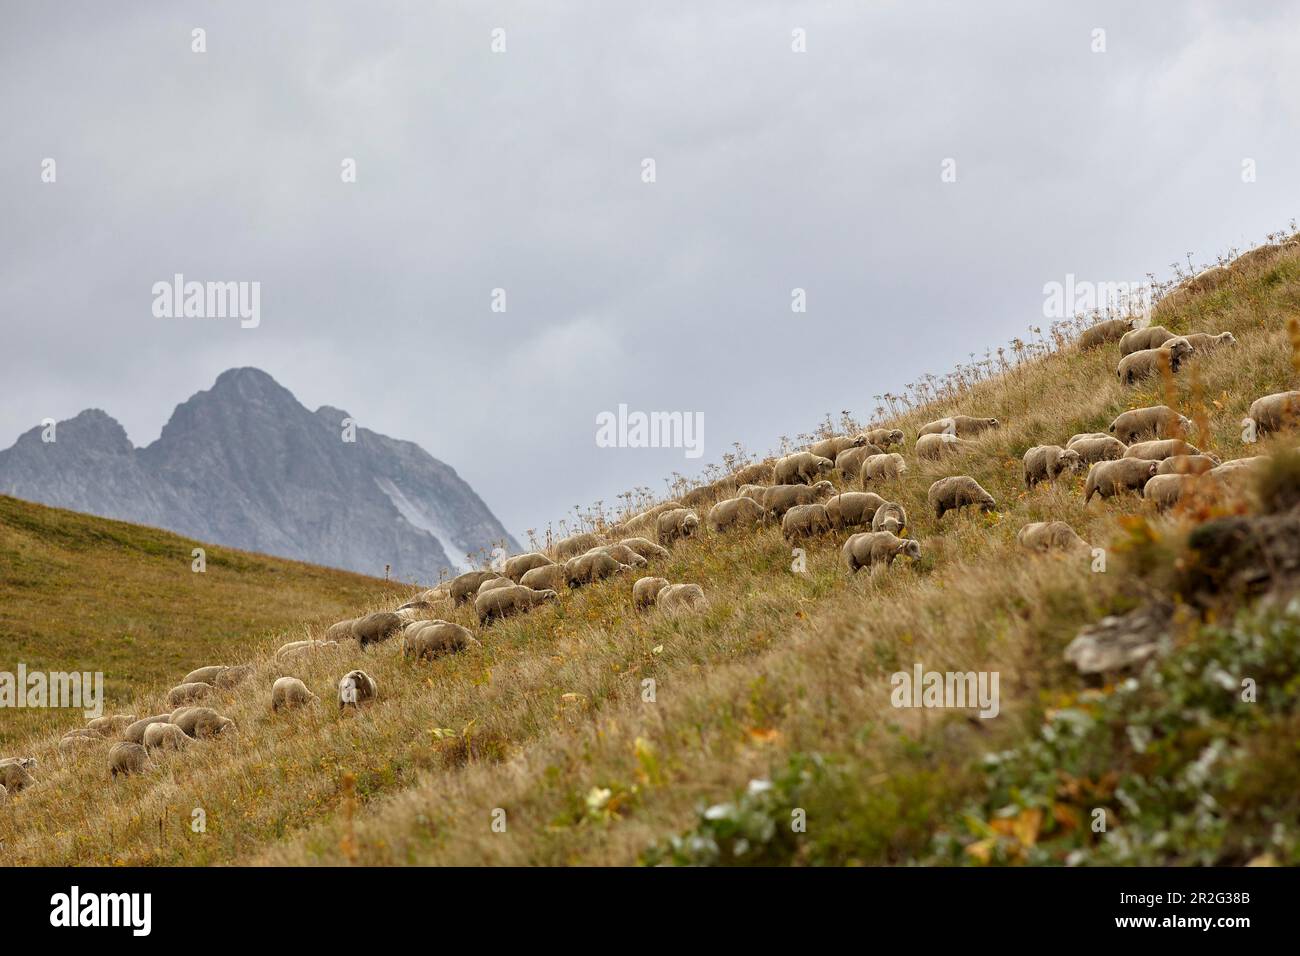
[2,234,1299,866]
[0,495,405,746]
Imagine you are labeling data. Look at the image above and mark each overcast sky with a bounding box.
[3,1,1299,539]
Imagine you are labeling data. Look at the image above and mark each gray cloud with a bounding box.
[3,0,1298,539]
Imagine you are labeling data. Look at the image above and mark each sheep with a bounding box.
[1124,438,1206,461]
[1023,445,1084,487]
[564,551,630,587]
[86,714,135,737]
[1116,338,1193,385]
[916,433,972,460]
[450,570,501,605]
[615,500,684,537]
[834,444,886,478]
[323,619,357,642]
[618,537,671,561]
[681,479,734,509]
[1118,325,1175,356]
[165,682,214,708]
[172,707,236,738]
[108,742,149,778]
[732,462,775,485]
[1017,521,1090,553]
[351,612,405,647]
[1109,405,1192,443]
[810,434,868,461]
[276,639,338,662]
[918,416,1000,438]
[1183,331,1237,354]
[553,531,604,560]
[1246,391,1300,436]
[503,552,553,582]
[928,476,997,519]
[782,503,832,542]
[656,583,707,613]
[403,620,477,660]
[0,757,37,792]
[590,543,649,568]
[214,664,253,689]
[59,732,99,755]
[122,714,173,745]
[774,451,835,486]
[1143,473,1196,510]
[1083,458,1160,503]
[1077,318,1135,350]
[520,563,569,591]
[142,722,190,752]
[271,677,317,711]
[1068,435,1128,464]
[338,670,378,709]
[476,576,515,597]
[860,453,907,484]
[762,481,835,518]
[824,492,886,530]
[737,484,768,502]
[656,508,700,546]
[633,576,670,609]
[476,585,558,625]
[863,428,905,448]
[870,501,908,534]
[1067,432,1110,446]
[1209,456,1268,490]
[841,532,921,572]
[182,665,228,686]
[1157,454,1220,475]
[707,496,766,533]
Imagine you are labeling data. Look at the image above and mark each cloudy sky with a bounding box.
[3,1,1299,539]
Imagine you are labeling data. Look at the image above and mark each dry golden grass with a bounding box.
[1,238,1297,865]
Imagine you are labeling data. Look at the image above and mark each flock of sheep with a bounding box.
[2,274,1297,801]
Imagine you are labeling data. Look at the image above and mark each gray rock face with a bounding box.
[0,368,517,581]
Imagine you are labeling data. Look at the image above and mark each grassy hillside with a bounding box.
[0,496,407,745]
[2,234,1299,866]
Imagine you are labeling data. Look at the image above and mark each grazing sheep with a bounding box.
[737,484,768,502]
[656,508,701,546]
[123,714,173,745]
[565,551,630,587]
[1118,325,1175,356]
[732,462,775,485]
[520,563,569,592]
[503,552,553,582]
[403,620,477,660]
[271,677,317,711]
[1209,456,1268,490]
[916,433,973,460]
[108,742,149,778]
[928,476,997,519]
[172,707,236,739]
[774,451,836,485]
[810,435,868,461]
[1124,438,1206,461]
[1143,473,1196,510]
[825,492,886,530]
[861,453,907,484]
[1023,445,1084,487]
[351,612,404,647]
[1077,318,1135,350]
[633,576,670,609]
[165,682,214,708]
[841,531,921,572]
[1068,435,1128,464]
[863,428,905,448]
[59,733,99,755]
[1247,391,1300,436]
[618,537,671,561]
[450,570,501,605]
[395,599,435,618]
[1017,521,1090,553]
[142,722,190,752]
[1084,458,1160,503]
[591,543,649,568]
[681,480,733,509]
[834,444,886,478]
[918,416,1000,438]
[553,531,603,560]
[782,503,832,542]
[323,619,357,642]
[763,481,835,518]
[1109,405,1192,443]
[1067,432,1110,446]
[476,585,559,624]
[338,670,378,709]
[870,501,908,534]
[276,639,338,662]
[615,501,684,538]
[656,583,707,613]
[1183,331,1237,354]
[707,496,766,533]
[182,665,227,686]
[0,757,37,792]
[476,576,515,597]
[86,714,135,737]
[1116,338,1193,385]
[1157,454,1220,475]
[214,664,253,689]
